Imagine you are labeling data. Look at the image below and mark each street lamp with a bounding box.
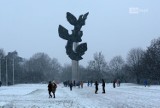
[0,55,3,82]
[6,58,8,86]
[0,57,1,82]
[12,59,14,85]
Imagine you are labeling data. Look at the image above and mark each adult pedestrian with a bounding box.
[90,80,93,87]
[48,81,53,98]
[95,81,99,94]
[87,81,90,87]
[113,79,116,88]
[0,81,2,87]
[144,79,147,87]
[102,79,105,93]
[52,81,57,98]
[117,79,120,87]
[80,81,83,88]
[73,80,75,87]
[69,81,73,91]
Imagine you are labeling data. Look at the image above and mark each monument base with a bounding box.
[72,60,79,81]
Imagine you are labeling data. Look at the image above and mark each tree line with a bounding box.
[0,37,160,85]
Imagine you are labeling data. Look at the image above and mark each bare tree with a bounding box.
[0,49,5,83]
[0,49,5,58]
[109,56,125,79]
[61,64,72,81]
[87,52,108,81]
[126,48,144,84]
[50,58,62,81]
[23,52,62,83]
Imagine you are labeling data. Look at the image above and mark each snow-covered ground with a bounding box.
[0,83,159,108]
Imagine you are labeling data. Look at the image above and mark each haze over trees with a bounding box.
[0,37,160,84]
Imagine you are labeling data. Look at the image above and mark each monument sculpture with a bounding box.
[58,12,89,81]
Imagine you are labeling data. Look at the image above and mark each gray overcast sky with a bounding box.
[0,0,160,66]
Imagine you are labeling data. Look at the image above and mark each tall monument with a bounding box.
[58,12,89,81]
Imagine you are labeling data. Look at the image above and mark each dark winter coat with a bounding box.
[48,83,53,92]
[102,80,105,87]
[95,82,99,90]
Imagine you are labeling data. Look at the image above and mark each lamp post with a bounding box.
[6,58,8,86]
[0,55,2,82]
[0,58,1,82]
[12,59,14,85]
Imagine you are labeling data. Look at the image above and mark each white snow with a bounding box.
[0,83,159,108]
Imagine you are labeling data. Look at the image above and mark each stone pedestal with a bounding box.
[72,42,79,81]
[72,60,79,81]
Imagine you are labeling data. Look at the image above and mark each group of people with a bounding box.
[63,80,84,91]
[48,81,57,98]
[63,79,106,94]
[48,79,122,98]
[87,80,93,87]
[94,79,105,94]
[144,79,151,87]
[113,79,121,88]
[95,79,122,94]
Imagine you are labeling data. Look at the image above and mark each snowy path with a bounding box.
[0,83,160,108]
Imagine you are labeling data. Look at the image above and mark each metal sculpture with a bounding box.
[58,12,89,61]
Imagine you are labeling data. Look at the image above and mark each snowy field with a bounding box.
[0,83,159,108]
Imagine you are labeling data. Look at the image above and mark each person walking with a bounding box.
[77,81,80,88]
[0,81,2,87]
[73,80,76,87]
[87,81,90,87]
[48,81,53,98]
[69,81,73,91]
[113,79,116,88]
[90,80,93,87]
[80,81,83,88]
[144,79,147,87]
[52,81,57,98]
[95,81,99,94]
[102,79,105,93]
[119,80,121,87]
